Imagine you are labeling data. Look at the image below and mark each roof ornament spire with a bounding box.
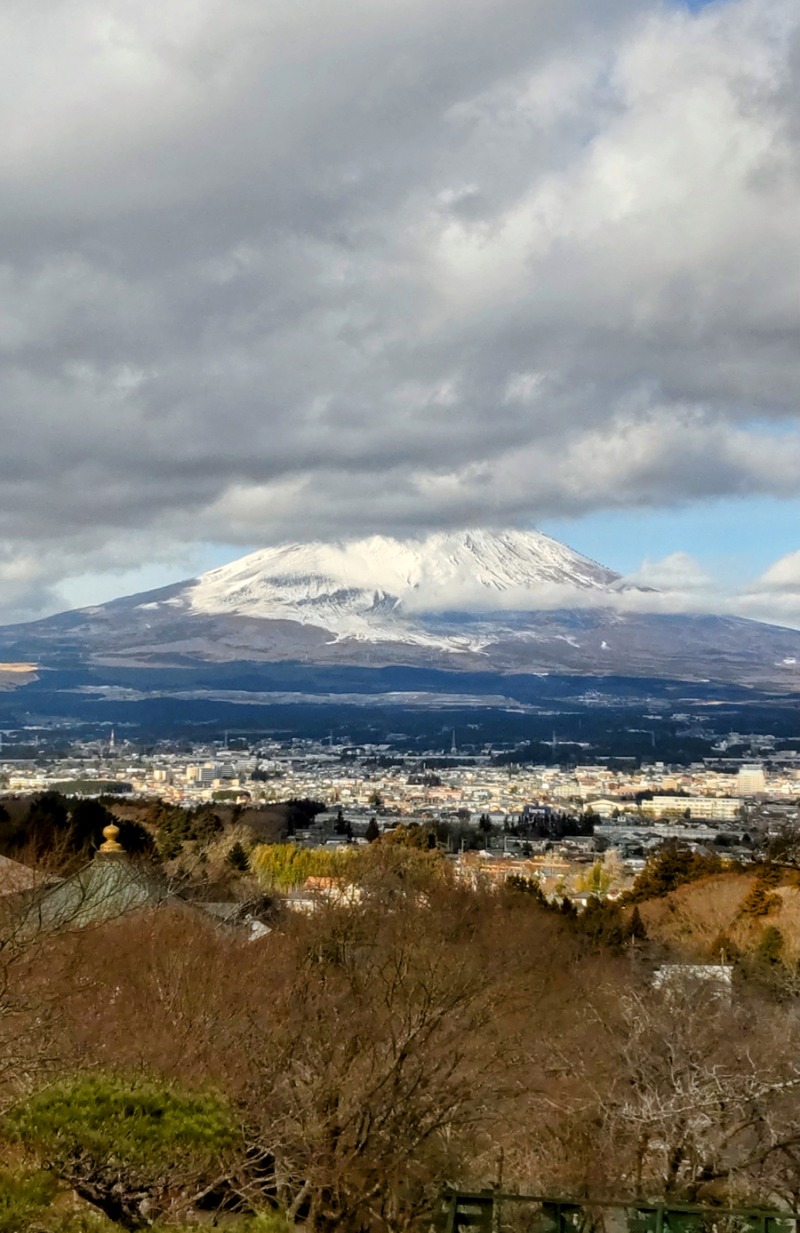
[98,823,124,855]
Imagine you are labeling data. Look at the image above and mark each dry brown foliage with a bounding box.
[1,863,800,1229]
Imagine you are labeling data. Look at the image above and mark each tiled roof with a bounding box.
[0,854,57,898]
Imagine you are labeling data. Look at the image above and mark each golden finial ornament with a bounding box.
[99,823,124,854]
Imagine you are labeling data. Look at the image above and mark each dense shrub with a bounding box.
[5,1074,236,1229]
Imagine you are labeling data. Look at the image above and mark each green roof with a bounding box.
[26,852,169,934]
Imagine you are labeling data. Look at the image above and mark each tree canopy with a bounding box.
[5,1074,236,1229]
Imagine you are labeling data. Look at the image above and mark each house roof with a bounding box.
[0,854,59,898]
[17,823,263,938]
[27,849,169,934]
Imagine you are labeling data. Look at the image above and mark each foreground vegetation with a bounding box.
[0,842,800,1229]
[4,797,800,1228]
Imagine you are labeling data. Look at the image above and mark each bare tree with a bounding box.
[235,889,527,1232]
[541,978,800,1206]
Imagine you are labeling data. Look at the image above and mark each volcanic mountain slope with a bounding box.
[0,529,799,689]
[185,529,620,645]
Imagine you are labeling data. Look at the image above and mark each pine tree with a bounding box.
[756,925,784,964]
[626,841,722,903]
[506,875,547,906]
[5,1074,235,1228]
[226,841,250,872]
[629,905,647,941]
[740,878,781,918]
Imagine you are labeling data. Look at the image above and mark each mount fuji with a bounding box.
[184,529,622,651]
[0,529,799,694]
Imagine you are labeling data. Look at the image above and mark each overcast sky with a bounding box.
[2,0,800,626]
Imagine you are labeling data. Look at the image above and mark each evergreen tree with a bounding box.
[506,875,547,906]
[116,817,158,857]
[4,1074,235,1228]
[69,798,116,850]
[626,841,722,903]
[756,924,784,964]
[22,791,69,853]
[757,862,782,888]
[579,898,627,949]
[629,905,647,941]
[226,841,250,872]
[740,877,781,918]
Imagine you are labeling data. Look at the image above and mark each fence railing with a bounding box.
[440,1192,800,1233]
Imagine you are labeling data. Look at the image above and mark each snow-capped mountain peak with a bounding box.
[3,528,799,692]
[185,528,620,646]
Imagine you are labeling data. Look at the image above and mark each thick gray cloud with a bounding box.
[1,0,800,618]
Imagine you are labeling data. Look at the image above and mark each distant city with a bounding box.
[3,729,797,884]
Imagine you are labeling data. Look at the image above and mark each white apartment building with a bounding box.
[738,763,767,794]
[639,795,742,821]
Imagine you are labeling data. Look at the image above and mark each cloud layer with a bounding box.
[1,0,800,619]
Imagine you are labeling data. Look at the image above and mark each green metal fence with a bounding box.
[440,1192,800,1233]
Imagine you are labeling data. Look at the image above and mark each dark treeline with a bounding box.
[506,809,593,839]
[0,792,154,867]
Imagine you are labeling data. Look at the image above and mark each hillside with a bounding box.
[638,868,800,963]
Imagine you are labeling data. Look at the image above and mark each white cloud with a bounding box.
[621,552,713,592]
[733,549,800,628]
[759,549,800,590]
[611,546,800,630]
[1,0,800,618]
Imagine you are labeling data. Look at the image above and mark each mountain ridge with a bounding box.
[184,528,622,647]
[0,528,798,692]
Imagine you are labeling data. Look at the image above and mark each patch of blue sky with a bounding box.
[671,0,729,10]
[539,496,800,583]
[57,541,255,613]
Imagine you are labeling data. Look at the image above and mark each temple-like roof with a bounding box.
[26,849,169,934]
[0,853,59,898]
[16,824,266,938]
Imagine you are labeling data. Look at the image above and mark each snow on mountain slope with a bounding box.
[186,529,620,647]
[3,528,800,689]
